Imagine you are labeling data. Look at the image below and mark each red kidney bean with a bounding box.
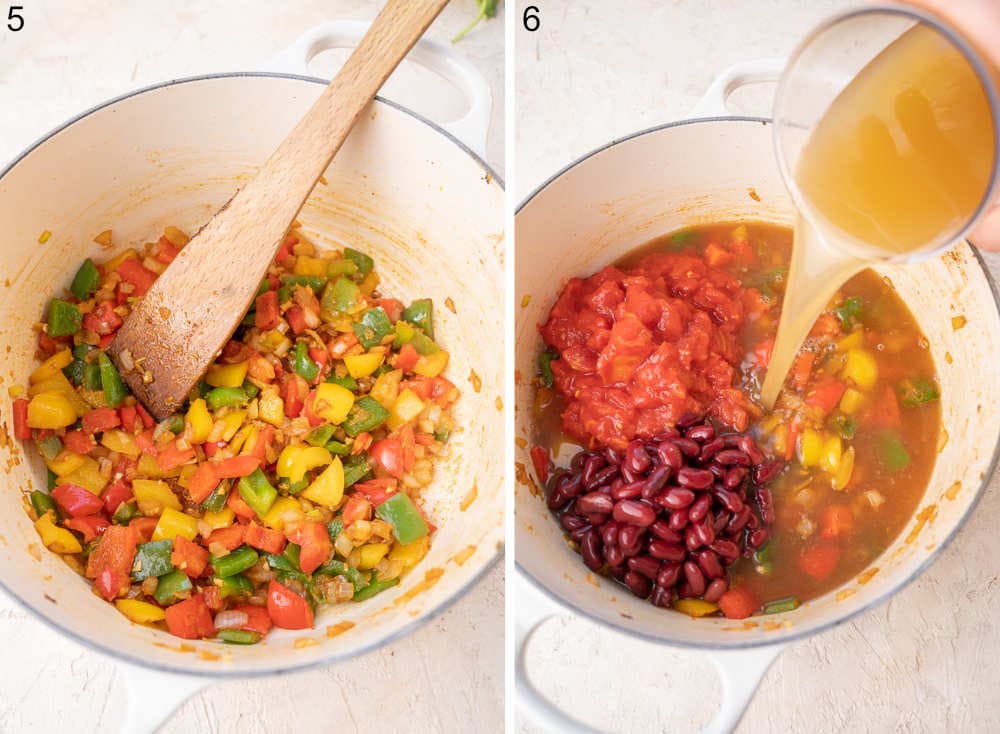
[624,570,652,598]
[712,510,731,534]
[703,577,729,603]
[547,488,570,510]
[627,554,661,580]
[586,464,620,491]
[569,525,593,542]
[611,480,644,501]
[642,465,671,497]
[725,506,752,535]
[649,520,682,543]
[647,539,687,562]
[688,494,712,523]
[625,440,652,474]
[668,507,690,531]
[584,513,610,529]
[560,514,588,532]
[753,458,784,484]
[747,528,770,549]
[736,435,765,465]
[710,538,740,562]
[676,467,714,490]
[686,424,715,442]
[747,513,760,530]
[658,486,696,510]
[656,441,683,469]
[683,561,707,596]
[650,585,674,608]
[694,517,716,547]
[756,487,775,524]
[618,525,645,556]
[696,549,724,579]
[673,437,701,458]
[713,487,744,514]
[723,466,748,490]
[657,562,682,588]
[581,530,603,571]
[676,412,702,429]
[613,499,657,527]
[601,520,621,548]
[603,447,623,465]
[698,437,726,463]
[684,525,703,551]
[714,449,751,467]
[708,463,727,479]
[581,455,605,486]
[606,545,626,568]
[577,491,614,515]
[678,581,695,599]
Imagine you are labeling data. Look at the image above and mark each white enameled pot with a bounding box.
[515,60,1000,733]
[0,23,503,733]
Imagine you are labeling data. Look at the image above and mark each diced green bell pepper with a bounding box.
[30,490,57,519]
[898,377,939,408]
[342,455,372,488]
[832,415,857,440]
[112,500,139,525]
[326,518,343,542]
[218,573,254,599]
[256,279,271,296]
[280,274,327,292]
[327,259,358,277]
[877,431,911,471]
[206,386,247,411]
[46,468,58,490]
[433,428,450,443]
[132,539,174,581]
[305,424,337,447]
[211,545,259,578]
[353,307,394,349]
[402,299,434,339]
[393,321,416,349]
[201,481,229,513]
[70,259,100,301]
[238,468,277,517]
[82,361,102,391]
[48,299,82,337]
[316,558,365,590]
[98,352,126,408]
[153,569,192,605]
[283,542,301,570]
[217,629,260,645]
[291,340,319,382]
[242,381,260,399]
[834,297,864,329]
[167,415,185,434]
[325,373,357,391]
[353,576,399,601]
[325,439,351,456]
[763,597,800,614]
[669,229,695,248]
[344,247,374,276]
[63,359,86,386]
[538,350,558,388]
[375,492,429,544]
[410,331,439,356]
[321,277,361,319]
[341,396,389,437]
[36,434,63,461]
[72,344,93,360]
[277,285,293,305]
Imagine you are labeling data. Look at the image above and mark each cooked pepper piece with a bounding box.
[131,539,174,581]
[353,307,394,350]
[47,299,82,338]
[217,628,261,644]
[353,576,399,601]
[291,340,320,382]
[237,468,278,517]
[154,569,193,605]
[97,352,126,408]
[341,396,390,437]
[402,298,434,339]
[375,493,430,544]
[344,247,374,276]
[206,386,247,411]
[70,258,100,301]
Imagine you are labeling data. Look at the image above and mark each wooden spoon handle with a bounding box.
[110,0,450,418]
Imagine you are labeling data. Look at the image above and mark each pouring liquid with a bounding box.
[761,23,996,408]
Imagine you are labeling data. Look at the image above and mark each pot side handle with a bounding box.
[117,661,207,734]
[268,20,492,158]
[688,58,787,119]
[516,576,785,733]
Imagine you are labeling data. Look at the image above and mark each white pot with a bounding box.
[515,60,1000,733]
[0,23,503,732]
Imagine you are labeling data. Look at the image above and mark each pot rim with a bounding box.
[514,114,1000,650]
[0,71,503,677]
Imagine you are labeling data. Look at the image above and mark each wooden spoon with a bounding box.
[109,0,451,419]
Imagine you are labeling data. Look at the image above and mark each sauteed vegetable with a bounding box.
[12,225,458,642]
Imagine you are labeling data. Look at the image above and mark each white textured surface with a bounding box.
[0,1,503,732]
[516,1,1000,732]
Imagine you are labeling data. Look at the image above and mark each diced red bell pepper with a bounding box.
[285,521,332,574]
[203,441,225,458]
[394,343,420,372]
[285,305,307,335]
[233,604,273,635]
[186,462,220,504]
[869,385,901,428]
[245,425,274,465]
[155,441,196,472]
[214,454,261,479]
[302,391,326,428]
[276,234,298,266]
[530,445,552,485]
[821,505,855,540]
[63,430,97,455]
[64,514,110,543]
[255,290,280,330]
[244,523,286,555]
[171,535,209,578]
[82,301,123,336]
[281,374,308,418]
[12,398,31,440]
[116,258,158,297]
[369,438,405,478]
[413,432,435,446]
[799,542,842,581]
[52,483,104,517]
[351,432,373,455]
[113,455,138,482]
[226,489,256,520]
[164,594,215,640]
[118,405,139,433]
[328,332,359,359]
[102,479,133,515]
[378,298,404,323]
[752,338,774,369]
[267,579,314,630]
[342,494,373,526]
[85,525,138,601]
[37,332,66,357]
[135,403,155,429]
[82,407,121,434]
[400,377,456,405]
[207,522,246,551]
[397,424,416,473]
[202,585,223,611]
[718,586,760,620]
[810,312,842,338]
[804,378,846,415]
[156,236,180,264]
[129,516,158,543]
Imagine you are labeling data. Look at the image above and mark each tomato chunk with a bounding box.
[267,579,314,630]
[165,594,215,639]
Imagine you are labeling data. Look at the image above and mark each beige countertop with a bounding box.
[0,1,504,731]
[516,1,1000,732]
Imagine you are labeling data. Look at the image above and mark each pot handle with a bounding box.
[117,661,208,733]
[268,20,492,158]
[516,576,785,733]
[688,58,787,119]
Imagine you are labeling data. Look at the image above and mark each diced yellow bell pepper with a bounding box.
[34,511,82,554]
[294,255,329,276]
[115,598,166,623]
[258,388,285,427]
[312,382,354,424]
[387,389,425,431]
[673,598,719,617]
[731,223,749,243]
[132,479,182,516]
[836,330,865,352]
[841,349,878,390]
[369,369,403,409]
[357,543,390,570]
[833,446,855,490]
[220,410,246,442]
[359,271,379,296]
[105,248,138,273]
[771,424,788,460]
[301,457,344,508]
[798,428,824,468]
[28,374,89,417]
[30,348,73,384]
[344,350,384,379]
[152,507,200,542]
[259,330,292,355]
[137,453,182,479]
[163,226,190,248]
[205,361,249,388]
[229,425,254,455]
[101,429,140,458]
[58,456,106,495]
[26,391,77,429]
[839,388,864,415]
[276,444,332,483]
[388,536,430,568]
[46,450,86,477]
[204,507,236,530]
[260,496,305,531]
[177,464,197,488]
[413,350,449,378]
[185,398,212,443]
[820,435,842,474]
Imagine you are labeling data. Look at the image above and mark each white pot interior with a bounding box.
[0,74,504,674]
[515,118,1000,647]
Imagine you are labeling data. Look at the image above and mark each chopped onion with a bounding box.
[153,416,176,441]
[214,610,249,630]
[796,515,816,539]
[119,349,134,372]
[865,490,885,509]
